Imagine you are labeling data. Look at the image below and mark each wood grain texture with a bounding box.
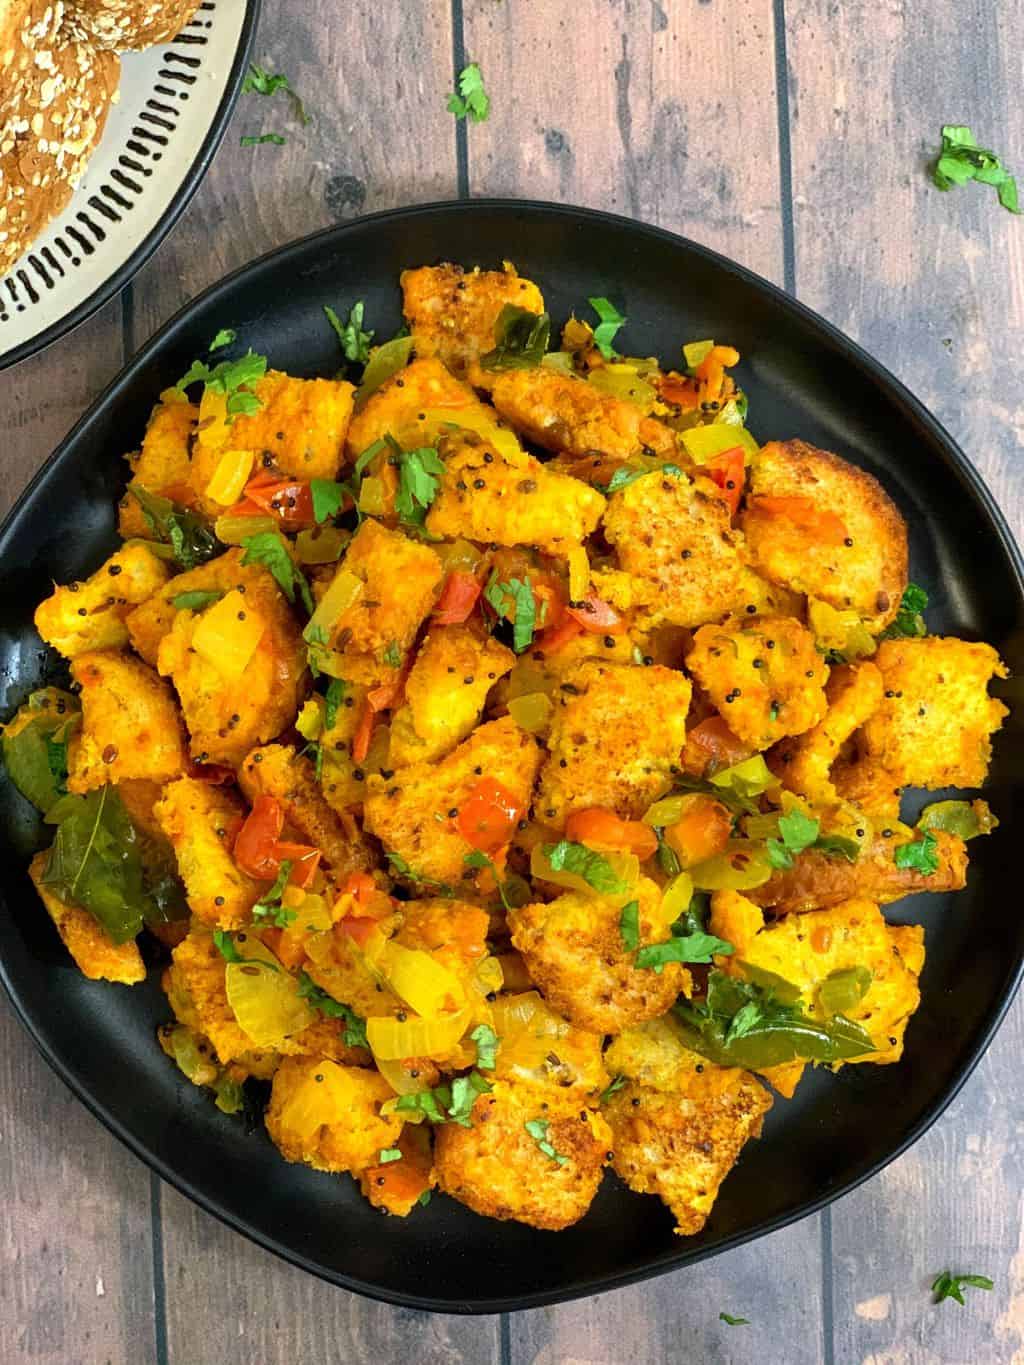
[129,1,460,346]
[158,1184,500,1365]
[461,0,786,284]
[787,2,1024,1361]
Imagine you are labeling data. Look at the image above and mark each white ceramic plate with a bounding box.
[0,0,258,371]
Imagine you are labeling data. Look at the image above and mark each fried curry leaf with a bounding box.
[41,787,150,943]
[128,485,221,571]
[480,305,551,371]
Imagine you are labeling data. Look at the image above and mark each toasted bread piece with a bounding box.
[400,262,544,381]
[29,850,146,984]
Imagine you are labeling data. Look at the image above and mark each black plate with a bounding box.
[1,201,1021,1314]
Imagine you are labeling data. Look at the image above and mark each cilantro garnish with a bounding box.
[310,479,347,524]
[240,531,314,613]
[175,346,267,421]
[252,860,296,927]
[588,296,626,360]
[931,1270,994,1306]
[296,972,368,1047]
[447,62,490,122]
[385,851,454,896]
[603,462,682,495]
[880,582,929,640]
[172,589,223,612]
[240,132,286,147]
[541,840,627,894]
[470,1023,499,1071]
[932,125,1020,214]
[894,831,940,875]
[324,678,346,730]
[524,1117,569,1166]
[463,849,513,912]
[814,834,861,863]
[209,328,236,352]
[767,808,821,870]
[378,1147,402,1164]
[619,899,640,952]
[484,574,537,653]
[242,61,310,123]
[393,446,445,525]
[325,302,374,364]
[396,1071,492,1127]
[598,1074,628,1105]
[417,1190,432,1207]
[213,931,243,964]
[719,1312,750,1326]
[635,930,733,974]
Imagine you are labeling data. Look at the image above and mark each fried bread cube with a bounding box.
[67,651,187,792]
[489,367,651,462]
[509,876,688,1033]
[400,263,545,381]
[770,662,883,806]
[434,1078,612,1230]
[116,396,197,539]
[363,717,542,887]
[687,616,829,749]
[603,1017,771,1236]
[831,757,903,823]
[709,890,924,1067]
[424,431,605,554]
[860,637,1008,789]
[29,851,146,984]
[748,829,968,915]
[34,543,170,659]
[535,659,690,829]
[154,778,259,928]
[265,1056,402,1173]
[358,1123,435,1216]
[154,568,307,767]
[740,440,907,632]
[238,743,376,877]
[601,469,749,628]
[189,370,355,491]
[345,356,497,459]
[389,624,515,766]
[491,993,609,1100]
[320,519,444,688]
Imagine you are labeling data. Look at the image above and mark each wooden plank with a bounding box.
[509,1219,825,1365]
[461,0,786,284]
[130,2,460,344]
[787,3,1024,1360]
[0,995,158,1365]
[0,298,159,1365]
[158,1184,501,1364]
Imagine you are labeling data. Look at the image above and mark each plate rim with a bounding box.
[0,0,262,375]
[1,197,1022,1314]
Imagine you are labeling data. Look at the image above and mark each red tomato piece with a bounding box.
[681,716,752,777]
[337,916,378,948]
[233,795,284,878]
[433,571,482,625]
[352,698,376,763]
[706,446,746,517]
[242,475,315,531]
[274,842,322,889]
[456,776,523,853]
[565,806,659,859]
[566,592,625,634]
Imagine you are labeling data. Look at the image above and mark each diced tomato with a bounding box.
[337,916,379,948]
[351,698,376,763]
[456,776,523,853]
[566,591,625,634]
[565,806,659,859]
[657,374,699,410]
[663,797,733,867]
[706,447,746,517]
[274,842,322,889]
[367,660,410,713]
[341,870,379,905]
[536,615,584,654]
[746,495,848,547]
[233,795,284,878]
[681,716,752,777]
[239,474,315,531]
[433,571,482,625]
[188,761,236,785]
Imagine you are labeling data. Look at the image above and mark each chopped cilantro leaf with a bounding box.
[213,931,243,963]
[636,931,733,973]
[604,462,682,495]
[932,125,1020,214]
[484,574,537,652]
[588,296,627,359]
[383,640,403,670]
[208,328,236,352]
[242,61,310,123]
[378,1147,402,1164]
[394,446,445,525]
[524,1117,569,1165]
[296,972,368,1047]
[310,479,347,523]
[542,839,627,893]
[463,849,513,912]
[324,678,346,730]
[880,582,929,640]
[598,1074,628,1105]
[470,1023,499,1070]
[240,132,286,146]
[325,301,374,364]
[174,346,267,424]
[619,899,640,952]
[386,851,454,896]
[893,831,940,875]
[252,860,296,927]
[931,1270,994,1306]
[719,1312,750,1326]
[240,531,314,613]
[767,808,821,870]
[447,62,490,122]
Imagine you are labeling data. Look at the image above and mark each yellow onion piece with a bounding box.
[681,421,759,464]
[225,939,315,1048]
[473,954,505,997]
[383,942,466,1017]
[366,1009,469,1061]
[433,537,483,574]
[567,546,590,602]
[214,514,277,545]
[358,475,388,516]
[530,843,639,896]
[191,589,266,680]
[808,598,876,661]
[489,990,542,1040]
[296,525,349,564]
[689,841,772,892]
[197,389,230,450]
[660,872,695,924]
[305,569,363,641]
[508,691,553,734]
[376,1055,431,1097]
[296,698,324,742]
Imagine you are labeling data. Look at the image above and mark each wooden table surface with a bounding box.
[2,1,1023,1361]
